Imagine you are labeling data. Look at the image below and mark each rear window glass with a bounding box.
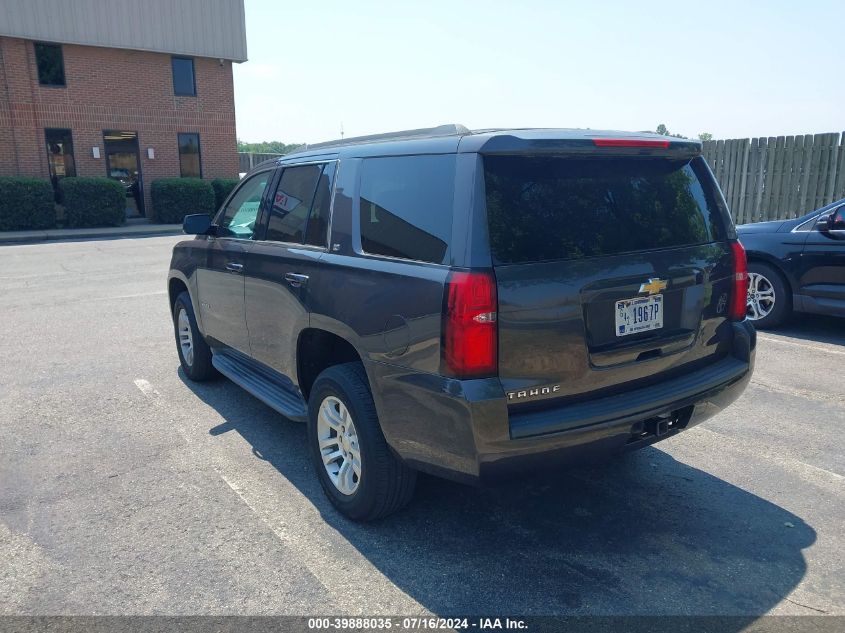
[359,154,455,264]
[484,156,726,265]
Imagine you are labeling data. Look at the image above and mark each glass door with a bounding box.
[45,128,76,202]
[103,131,144,218]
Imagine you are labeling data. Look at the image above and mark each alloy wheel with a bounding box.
[177,308,194,366]
[316,396,361,496]
[746,272,776,321]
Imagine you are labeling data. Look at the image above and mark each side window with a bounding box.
[359,155,455,264]
[266,164,322,244]
[216,172,270,239]
[794,212,821,232]
[304,163,336,247]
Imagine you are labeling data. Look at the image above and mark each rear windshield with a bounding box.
[484,155,728,265]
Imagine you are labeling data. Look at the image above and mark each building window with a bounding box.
[35,43,66,87]
[178,133,202,178]
[45,128,76,199]
[171,57,196,96]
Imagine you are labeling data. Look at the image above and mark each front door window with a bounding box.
[216,171,272,239]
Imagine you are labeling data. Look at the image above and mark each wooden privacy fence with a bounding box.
[238,152,283,173]
[237,137,845,224]
[702,132,845,224]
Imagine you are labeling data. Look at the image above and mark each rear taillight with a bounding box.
[592,138,671,149]
[729,241,749,321]
[442,271,497,379]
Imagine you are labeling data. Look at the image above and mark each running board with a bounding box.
[212,352,308,422]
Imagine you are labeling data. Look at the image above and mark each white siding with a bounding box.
[0,0,247,61]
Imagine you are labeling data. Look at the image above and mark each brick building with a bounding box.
[0,0,247,218]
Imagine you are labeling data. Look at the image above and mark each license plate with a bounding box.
[615,295,663,337]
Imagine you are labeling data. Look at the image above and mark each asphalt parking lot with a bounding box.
[1,235,842,618]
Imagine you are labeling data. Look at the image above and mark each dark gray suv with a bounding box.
[168,125,756,520]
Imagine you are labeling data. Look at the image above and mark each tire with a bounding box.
[173,291,216,381]
[307,362,416,521]
[746,262,791,329]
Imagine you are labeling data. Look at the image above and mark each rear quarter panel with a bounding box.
[738,229,807,290]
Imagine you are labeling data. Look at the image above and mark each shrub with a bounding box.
[0,177,55,231]
[211,178,239,213]
[60,177,126,228]
[151,178,215,224]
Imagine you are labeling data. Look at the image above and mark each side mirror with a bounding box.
[816,206,845,239]
[829,206,845,231]
[183,214,214,235]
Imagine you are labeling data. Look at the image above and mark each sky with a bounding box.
[233,0,844,144]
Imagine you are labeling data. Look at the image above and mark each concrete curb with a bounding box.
[0,224,183,245]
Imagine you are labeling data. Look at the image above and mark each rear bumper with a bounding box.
[366,321,756,484]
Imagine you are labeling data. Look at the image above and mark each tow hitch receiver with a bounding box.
[647,417,670,437]
[628,407,693,445]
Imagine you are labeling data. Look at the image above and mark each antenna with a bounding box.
[340,122,344,139]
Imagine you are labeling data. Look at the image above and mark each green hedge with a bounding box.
[0,177,55,231]
[151,178,215,224]
[60,177,126,228]
[211,178,239,213]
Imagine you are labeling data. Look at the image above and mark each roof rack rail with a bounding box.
[301,124,471,151]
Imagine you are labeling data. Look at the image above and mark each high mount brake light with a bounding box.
[729,241,749,321]
[592,139,671,149]
[442,271,497,378]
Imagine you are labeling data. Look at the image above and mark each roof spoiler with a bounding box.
[474,134,701,159]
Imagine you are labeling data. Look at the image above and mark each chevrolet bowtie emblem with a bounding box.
[639,278,668,295]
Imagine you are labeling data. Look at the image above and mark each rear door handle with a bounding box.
[285,272,309,287]
[225,262,243,273]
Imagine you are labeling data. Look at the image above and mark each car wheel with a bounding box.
[308,362,416,521]
[173,291,216,381]
[746,263,790,329]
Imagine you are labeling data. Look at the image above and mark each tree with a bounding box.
[236,139,304,155]
[698,132,713,142]
[655,124,688,139]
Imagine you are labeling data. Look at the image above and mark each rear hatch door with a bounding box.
[482,146,737,409]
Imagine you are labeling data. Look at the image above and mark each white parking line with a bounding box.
[134,378,191,444]
[108,290,167,300]
[215,467,427,615]
[136,377,426,614]
[757,334,845,356]
[218,472,292,545]
[750,378,845,406]
[694,427,844,489]
[133,378,159,398]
